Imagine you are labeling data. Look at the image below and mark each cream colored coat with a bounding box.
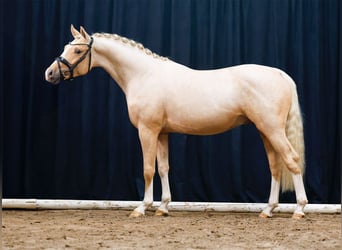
[45,25,307,219]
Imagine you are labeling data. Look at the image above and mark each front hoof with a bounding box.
[155,209,169,217]
[129,210,144,218]
[292,213,305,220]
[259,212,272,219]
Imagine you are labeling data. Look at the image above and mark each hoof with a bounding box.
[259,212,271,219]
[155,209,169,217]
[292,213,305,220]
[129,210,144,218]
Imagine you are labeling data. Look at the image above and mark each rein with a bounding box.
[56,36,94,81]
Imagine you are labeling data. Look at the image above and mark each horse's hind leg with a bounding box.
[260,135,281,218]
[291,172,307,219]
[155,134,171,216]
[264,130,308,219]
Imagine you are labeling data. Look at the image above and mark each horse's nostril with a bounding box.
[48,69,53,76]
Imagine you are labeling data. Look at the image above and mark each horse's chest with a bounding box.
[126,100,141,128]
[126,97,164,129]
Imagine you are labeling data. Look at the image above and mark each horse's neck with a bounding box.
[92,36,153,93]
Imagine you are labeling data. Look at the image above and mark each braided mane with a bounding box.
[93,33,168,61]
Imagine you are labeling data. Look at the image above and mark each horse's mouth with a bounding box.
[46,76,61,84]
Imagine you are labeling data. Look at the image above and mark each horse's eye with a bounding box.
[75,48,82,54]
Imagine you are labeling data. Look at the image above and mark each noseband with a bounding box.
[56,36,94,81]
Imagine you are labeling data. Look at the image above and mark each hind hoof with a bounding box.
[129,210,144,218]
[155,209,169,217]
[259,212,272,219]
[292,213,305,220]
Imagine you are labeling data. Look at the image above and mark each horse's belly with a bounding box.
[160,78,247,134]
[163,110,248,135]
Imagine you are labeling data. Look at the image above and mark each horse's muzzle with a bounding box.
[45,66,61,84]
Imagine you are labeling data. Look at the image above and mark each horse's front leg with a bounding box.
[155,134,171,216]
[129,125,159,218]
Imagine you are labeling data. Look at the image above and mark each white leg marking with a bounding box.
[158,173,171,214]
[156,134,171,216]
[292,173,308,216]
[134,181,154,215]
[261,176,280,217]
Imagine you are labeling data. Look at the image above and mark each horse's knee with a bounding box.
[144,167,155,187]
[158,164,169,177]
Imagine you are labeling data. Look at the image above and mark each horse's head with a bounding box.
[45,25,93,84]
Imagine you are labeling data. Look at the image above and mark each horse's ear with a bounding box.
[80,26,90,40]
[70,24,81,38]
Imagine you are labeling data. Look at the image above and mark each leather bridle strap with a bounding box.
[56,36,94,81]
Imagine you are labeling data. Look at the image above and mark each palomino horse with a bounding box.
[45,25,308,219]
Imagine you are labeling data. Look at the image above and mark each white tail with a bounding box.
[281,73,305,192]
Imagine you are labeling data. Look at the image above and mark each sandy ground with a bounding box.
[2,209,341,249]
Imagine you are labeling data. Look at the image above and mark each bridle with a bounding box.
[56,36,94,81]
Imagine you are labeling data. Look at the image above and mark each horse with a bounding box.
[45,25,308,219]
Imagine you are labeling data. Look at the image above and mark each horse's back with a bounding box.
[162,62,293,112]
[228,64,291,88]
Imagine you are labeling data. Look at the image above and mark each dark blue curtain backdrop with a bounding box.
[2,0,341,204]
